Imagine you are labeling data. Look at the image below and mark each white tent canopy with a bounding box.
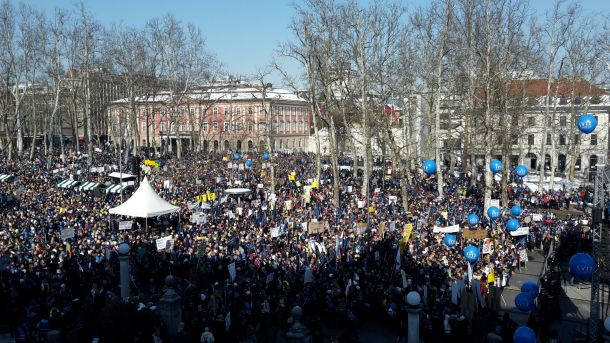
[109,176,179,218]
[108,172,136,179]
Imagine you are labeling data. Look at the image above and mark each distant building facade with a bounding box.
[108,82,311,152]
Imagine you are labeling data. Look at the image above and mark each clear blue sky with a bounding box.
[22,0,610,89]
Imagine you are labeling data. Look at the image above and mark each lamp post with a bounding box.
[118,242,130,300]
[407,291,421,343]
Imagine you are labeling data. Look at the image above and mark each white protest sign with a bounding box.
[228,262,236,281]
[510,227,530,237]
[490,199,500,208]
[60,228,75,240]
[270,227,281,238]
[119,221,132,231]
[156,235,174,251]
[433,224,461,234]
[532,214,543,222]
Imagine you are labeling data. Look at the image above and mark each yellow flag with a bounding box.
[369,206,375,213]
[261,170,266,177]
[289,174,296,181]
[59,207,66,214]
[311,180,319,188]
[399,224,413,252]
[207,192,216,201]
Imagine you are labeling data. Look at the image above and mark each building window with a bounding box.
[590,134,597,145]
[235,107,241,115]
[528,117,535,126]
[202,122,208,132]
[248,121,253,132]
[258,123,265,132]
[170,123,175,132]
[190,108,195,115]
[213,107,218,115]
[559,134,566,145]
[160,123,166,131]
[248,106,253,114]
[237,122,243,131]
[560,116,566,127]
[574,134,579,144]
[141,122,146,130]
[528,134,534,145]
[511,134,518,145]
[511,116,519,126]
[213,121,218,131]
[223,122,230,132]
[179,125,184,132]
[546,133,551,145]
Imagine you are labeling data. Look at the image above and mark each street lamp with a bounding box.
[118,242,130,300]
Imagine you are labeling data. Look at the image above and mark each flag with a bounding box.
[395,246,401,270]
[311,180,319,188]
[399,224,413,252]
[207,192,216,201]
[467,262,473,283]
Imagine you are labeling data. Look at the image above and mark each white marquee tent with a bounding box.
[109,176,179,218]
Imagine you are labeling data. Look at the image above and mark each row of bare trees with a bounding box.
[282,0,610,210]
[0,0,218,162]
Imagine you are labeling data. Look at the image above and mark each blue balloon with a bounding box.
[490,159,503,174]
[233,152,241,160]
[506,218,520,232]
[577,114,597,134]
[245,159,253,168]
[511,205,523,216]
[262,152,271,160]
[422,160,437,175]
[464,245,480,263]
[569,253,596,280]
[521,280,539,298]
[515,292,535,312]
[513,326,537,343]
[467,213,480,226]
[487,206,501,220]
[444,234,457,248]
[515,165,529,178]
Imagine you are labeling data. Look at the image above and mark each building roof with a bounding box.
[508,78,606,98]
[111,84,308,105]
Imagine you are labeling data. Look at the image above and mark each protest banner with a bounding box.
[532,214,543,222]
[433,224,461,234]
[270,227,281,238]
[308,221,326,235]
[156,235,174,251]
[482,238,494,254]
[118,221,132,230]
[60,227,75,240]
[490,199,500,208]
[510,227,530,237]
[462,229,488,240]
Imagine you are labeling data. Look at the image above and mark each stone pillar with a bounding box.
[158,275,182,341]
[407,291,421,343]
[118,243,130,300]
[285,306,311,343]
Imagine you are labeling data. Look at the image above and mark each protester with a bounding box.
[0,145,591,342]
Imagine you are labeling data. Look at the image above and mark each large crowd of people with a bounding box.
[0,146,592,343]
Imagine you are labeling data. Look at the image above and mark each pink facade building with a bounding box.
[107,83,311,152]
